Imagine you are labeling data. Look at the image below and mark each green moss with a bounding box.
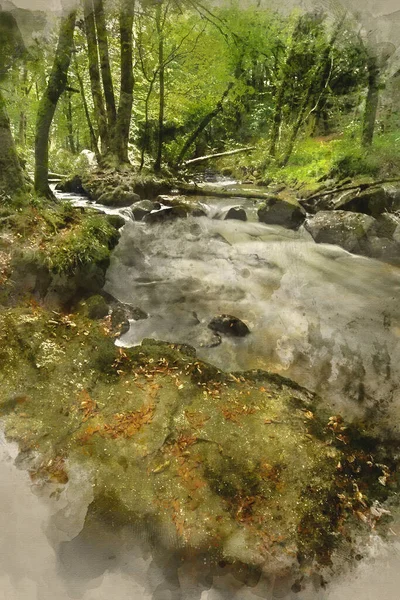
[0,304,396,575]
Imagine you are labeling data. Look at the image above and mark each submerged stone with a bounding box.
[208,314,250,337]
[225,207,247,221]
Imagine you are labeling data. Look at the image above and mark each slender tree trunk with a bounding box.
[362,55,380,148]
[65,91,76,154]
[34,8,76,197]
[93,0,116,129]
[176,81,234,166]
[0,88,24,195]
[73,51,101,161]
[280,89,312,166]
[18,64,28,146]
[139,75,157,171]
[83,0,108,154]
[112,0,134,164]
[154,3,164,173]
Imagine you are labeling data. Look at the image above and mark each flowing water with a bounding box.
[2,186,400,599]
[104,203,400,430]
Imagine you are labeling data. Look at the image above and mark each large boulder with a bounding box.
[305,211,376,254]
[371,212,400,240]
[258,197,305,230]
[334,186,393,217]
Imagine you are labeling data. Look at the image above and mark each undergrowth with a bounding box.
[219,129,400,189]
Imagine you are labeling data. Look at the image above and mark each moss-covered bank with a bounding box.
[0,302,397,579]
[0,193,122,308]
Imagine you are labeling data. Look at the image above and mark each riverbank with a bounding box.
[1,184,400,591]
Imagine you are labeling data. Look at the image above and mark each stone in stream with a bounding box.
[76,294,109,320]
[208,314,250,337]
[225,206,247,221]
[55,175,87,195]
[111,302,148,333]
[130,199,159,221]
[257,196,305,230]
[144,205,190,223]
[305,211,376,254]
[98,189,141,207]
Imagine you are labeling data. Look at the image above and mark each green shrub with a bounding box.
[40,215,119,275]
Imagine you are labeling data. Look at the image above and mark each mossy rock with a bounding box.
[0,304,397,578]
[77,295,109,320]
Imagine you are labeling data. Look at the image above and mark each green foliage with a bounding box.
[40,215,118,274]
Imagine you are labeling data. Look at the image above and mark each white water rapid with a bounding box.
[2,188,400,599]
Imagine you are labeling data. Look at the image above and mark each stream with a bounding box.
[102,194,400,429]
[2,183,400,599]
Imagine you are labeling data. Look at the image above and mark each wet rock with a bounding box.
[156,194,186,206]
[334,186,393,217]
[98,188,141,207]
[208,314,250,337]
[144,205,189,224]
[55,175,87,195]
[258,197,305,230]
[111,303,148,336]
[225,207,247,221]
[77,294,109,320]
[131,200,157,221]
[363,236,400,265]
[106,214,126,230]
[305,211,376,253]
[192,207,207,217]
[372,212,400,241]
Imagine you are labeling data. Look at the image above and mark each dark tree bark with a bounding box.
[362,54,380,147]
[34,7,76,197]
[112,0,134,164]
[83,0,108,154]
[0,89,24,195]
[93,0,117,129]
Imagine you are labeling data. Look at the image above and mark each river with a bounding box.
[1,185,400,599]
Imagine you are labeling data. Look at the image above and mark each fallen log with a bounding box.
[174,182,274,201]
[182,146,256,167]
[303,177,400,202]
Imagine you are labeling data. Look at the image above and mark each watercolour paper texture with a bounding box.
[1,0,400,598]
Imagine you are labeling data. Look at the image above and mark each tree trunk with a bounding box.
[83,0,108,154]
[18,64,28,146]
[0,88,24,195]
[73,51,101,161]
[154,3,164,173]
[176,82,234,166]
[362,55,380,147]
[280,90,312,166]
[139,75,157,171]
[65,91,76,154]
[93,0,116,129]
[34,7,76,197]
[112,0,134,164]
